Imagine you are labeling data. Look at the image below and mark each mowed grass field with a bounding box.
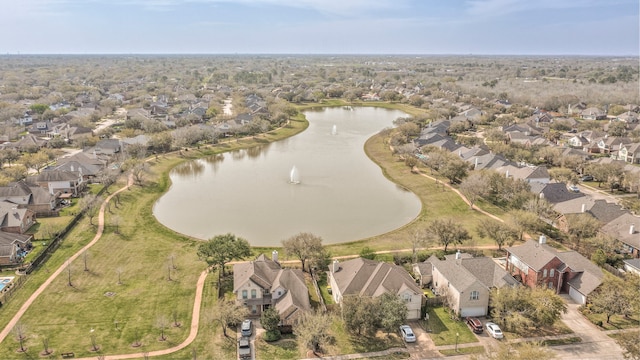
[0,108,505,358]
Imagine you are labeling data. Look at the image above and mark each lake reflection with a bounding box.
[153,107,422,246]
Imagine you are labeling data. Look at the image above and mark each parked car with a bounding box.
[238,336,251,359]
[569,185,580,193]
[486,322,503,339]
[399,325,417,343]
[466,317,483,334]
[580,175,594,182]
[241,319,253,337]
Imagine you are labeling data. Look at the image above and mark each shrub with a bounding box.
[263,330,281,342]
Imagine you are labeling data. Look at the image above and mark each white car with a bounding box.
[485,322,503,339]
[399,325,416,343]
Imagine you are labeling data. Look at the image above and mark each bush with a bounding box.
[263,330,281,342]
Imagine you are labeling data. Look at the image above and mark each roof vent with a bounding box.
[631,225,635,235]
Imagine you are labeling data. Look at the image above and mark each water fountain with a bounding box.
[289,166,300,184]
[331,124,337,135]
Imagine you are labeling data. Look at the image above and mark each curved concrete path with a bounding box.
[0,175,210,359]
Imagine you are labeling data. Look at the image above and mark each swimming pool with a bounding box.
[0,277,15,292]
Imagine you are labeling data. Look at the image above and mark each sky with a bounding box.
[0,0,638,55]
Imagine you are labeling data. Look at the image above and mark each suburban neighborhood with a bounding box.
[0,53,636,360]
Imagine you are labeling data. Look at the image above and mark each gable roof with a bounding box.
[506,240,603,295]
[536,182,585,204]
[600,213,640,251]
[331,258,422,298]
[428,253,518,292]
[233,254,310,318]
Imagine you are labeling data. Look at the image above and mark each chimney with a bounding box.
[581,204,586,213]
[539,235,547,244]
[455,250,461,260]
[539,192,545,199]
[505,170,509,178]
[474,158,479,169]
[332,260,340,273]
[631,225,635,235]
[272,250,278,263]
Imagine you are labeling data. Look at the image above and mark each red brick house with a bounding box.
[505,237,603,305]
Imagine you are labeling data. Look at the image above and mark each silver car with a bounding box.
[485,322,503,339]
[399,325,416,343]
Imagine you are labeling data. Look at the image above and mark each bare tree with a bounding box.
[79,194,101,226]
[67,259,73,287]
[172,309,181,327]
[116,267,123,285]
[157,315,169,341]
[83,250,90,272]
[410,225,430,264]
[41,335,51,355]
[212,300,248,337]
[13,322,27,352]
[112,215,122,235]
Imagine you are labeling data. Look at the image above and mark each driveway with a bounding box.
[407,321,440,359]
[550,296,625,360]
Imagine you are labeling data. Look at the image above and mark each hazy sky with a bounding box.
[1,0,638,55]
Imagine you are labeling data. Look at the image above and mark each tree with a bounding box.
[20,151,49,173]
[615,330,640,360]
[261,307,281,341]
[459,172,490,208]
[197,233,251,276]
[410,226,430,263]
[476,220,518,250]
[156,315,169,341]
[589,276,627,324]
[507,210,540,241]
[378,293,408,335]
[149,131,173,153]
[122,158,148,186]
[282,232,324,273]
[565,213,602,251]
[79,194,101,225]
[428,219,471,252]
[342,295,379,336]
[13,322,27,352]
[294,310,334,354]
[440,156,468,184]
[490,286,566,334]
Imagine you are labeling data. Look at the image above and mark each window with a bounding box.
[242,290,247,299]
[403,293,411,302]
[548,282,553,289]
[251,289,256,299]
[550,269,555,277]
[470,291,479,300]
[251,305,257,314]
[543,269,547,278]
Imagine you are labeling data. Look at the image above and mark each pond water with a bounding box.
[153,107,422,246]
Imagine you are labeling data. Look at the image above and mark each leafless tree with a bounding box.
[157,315,169,341]
[13,322,27,352]
[116,267,123,285]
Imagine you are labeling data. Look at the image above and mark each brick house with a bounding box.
[505,237,603,304]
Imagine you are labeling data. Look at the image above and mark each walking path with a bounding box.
[0,176,135,344]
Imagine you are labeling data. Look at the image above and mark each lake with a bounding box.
[153,107,422,246]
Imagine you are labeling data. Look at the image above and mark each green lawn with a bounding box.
[439,346,485,356]
[583,312,640,330]
[425,307,478,346]
[256,337,299,360]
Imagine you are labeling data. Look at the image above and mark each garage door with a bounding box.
[569,287,586,305]
[461,307,486,317]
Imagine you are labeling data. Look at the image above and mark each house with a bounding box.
[5,134,48,152]
[505,237,604,304]
[616,112,638,123]
[0,181,58,216]
[0,232,32,265]
[93,139,121,156]
[623,259,640,276]
[328,258,424,320]
[616,142,640,163]
[55,152,106,182]
[596,137,631,154]
[580,108,607,120]
[27,170,85,197]
[600,213,640,257]
[424,252,519,317]
[233,252,311,325]
[0,201,35,234]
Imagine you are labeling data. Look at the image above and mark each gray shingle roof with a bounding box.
[331,258,422,298]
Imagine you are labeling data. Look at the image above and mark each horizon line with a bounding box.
[0,52,637,58]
